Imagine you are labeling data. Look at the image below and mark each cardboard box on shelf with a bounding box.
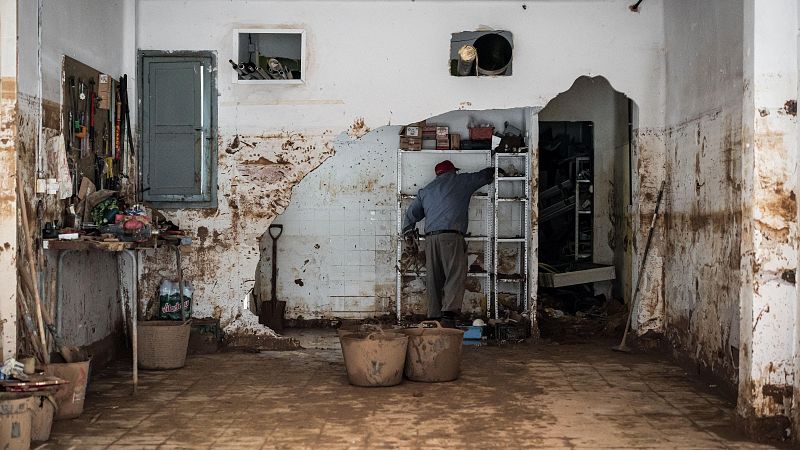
[449,134,461,150]
[400,136,422,150]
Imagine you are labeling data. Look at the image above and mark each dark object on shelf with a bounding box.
[43,222,58,239]
[460,139,491,150]
[496,134,524,152]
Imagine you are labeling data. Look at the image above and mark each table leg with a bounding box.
[175,247,186,322]
[119,250,138,394]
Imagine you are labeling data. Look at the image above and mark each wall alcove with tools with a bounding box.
[536,76,636,343]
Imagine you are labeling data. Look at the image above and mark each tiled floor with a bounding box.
[43,335,779,449]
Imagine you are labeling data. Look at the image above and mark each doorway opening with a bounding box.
[536,76,636,342]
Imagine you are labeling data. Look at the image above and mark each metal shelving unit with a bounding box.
[575,156,592,261]
[396,149,494,321]
[492,151,531,318]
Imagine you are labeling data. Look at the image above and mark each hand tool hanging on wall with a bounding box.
[612,180,666,353]
[67,76,76,149]
[115,81,122,161]
[78,79,91,158]
[88,78,96,153]
[120,75,135,171]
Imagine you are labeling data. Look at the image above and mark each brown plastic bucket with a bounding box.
[339,331,408,387]
[44,360,91,420]
[401,321,464,382]
[138,320,191,370]
[0,393,31,449]
[29,394,55,442]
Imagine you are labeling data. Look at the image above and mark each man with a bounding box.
[402,160,499,326]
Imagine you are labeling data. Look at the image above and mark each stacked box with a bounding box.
[400,136,422,150]
[399,125,423,150]
[435,126,449,150]
[450,133,461,150]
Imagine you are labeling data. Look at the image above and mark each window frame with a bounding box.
[138,50,218,209]
[232,28,306,85]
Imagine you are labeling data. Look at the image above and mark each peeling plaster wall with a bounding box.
[538,76,630,299]
[16,0,134,351]
[0,0,17,360]
[662,0,744,389]
[739,0,799,427]
[266,109,526,320]
[137,0,668,328]
[260,129,398,320]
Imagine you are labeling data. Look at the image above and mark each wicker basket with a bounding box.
[137,321,191,370]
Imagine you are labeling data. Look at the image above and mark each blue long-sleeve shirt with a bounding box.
[402,168,494,235]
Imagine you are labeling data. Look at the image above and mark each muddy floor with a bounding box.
[42,334,778,449]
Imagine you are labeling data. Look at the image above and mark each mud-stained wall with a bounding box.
[739,0,799,431]
[137,0,668,329]
[0,0,17,360]
[16,0,133,352]
[662,0,745,390]
[139,131,336,326]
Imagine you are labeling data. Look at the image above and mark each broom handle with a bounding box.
[17,183,50,364]
[622,180,666,341]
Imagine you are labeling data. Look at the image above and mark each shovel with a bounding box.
[259,224,286,332]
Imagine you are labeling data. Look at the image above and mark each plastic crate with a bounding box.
[459,325,483,340]
[469,127,494,141]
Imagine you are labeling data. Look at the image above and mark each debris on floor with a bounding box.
[538,286,627,343]
[222,305,301,351]
[43,342,774,449]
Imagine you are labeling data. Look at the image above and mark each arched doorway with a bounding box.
[536,76,639,342]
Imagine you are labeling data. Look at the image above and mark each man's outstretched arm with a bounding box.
[402,197,425,234]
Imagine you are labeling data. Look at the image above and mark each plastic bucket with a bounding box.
[29,394,55,442]
[401,321,464,382]
[137,320,191,370]
[0,393,31,449]
[339,331,408,387]
[44,360,91,420]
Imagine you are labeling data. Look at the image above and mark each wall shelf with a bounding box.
[232,28,306,84]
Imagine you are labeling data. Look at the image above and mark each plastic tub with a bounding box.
[401,321,464,382]
[339,331,408,387]
[29,394,55,442]
[0,393,31,449]
[44,360,91,420]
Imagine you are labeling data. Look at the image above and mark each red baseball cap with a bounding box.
[435,160,459,175]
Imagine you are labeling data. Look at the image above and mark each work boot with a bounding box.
[440,311,457,329]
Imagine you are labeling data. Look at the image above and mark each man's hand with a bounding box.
[403,228,418,241]
[497,167,507,177]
